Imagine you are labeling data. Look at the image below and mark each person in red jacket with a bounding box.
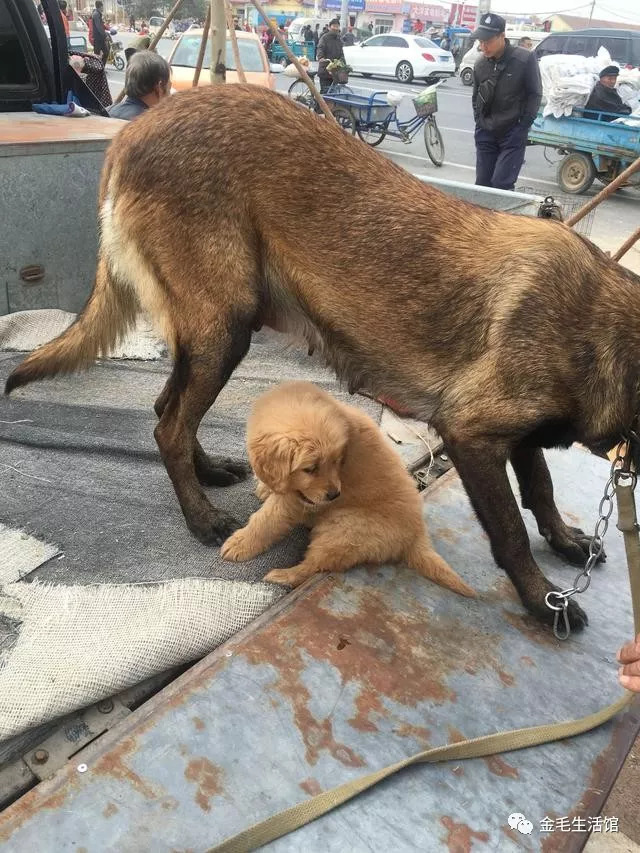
[58,0,70,36]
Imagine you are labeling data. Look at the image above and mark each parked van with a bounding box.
[535,29,640,69]
[287,16,333,43]
[458,30,547,85]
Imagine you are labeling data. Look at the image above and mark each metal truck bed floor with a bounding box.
[1,448,638,852]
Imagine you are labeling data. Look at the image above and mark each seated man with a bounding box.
[584,66,632,122]
[108,50,170,121]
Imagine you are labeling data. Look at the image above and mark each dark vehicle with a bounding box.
[0,0,107,113]
[535,28,640,69]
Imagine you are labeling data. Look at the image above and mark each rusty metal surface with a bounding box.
[0,114,124,155]
[1,447,639,852]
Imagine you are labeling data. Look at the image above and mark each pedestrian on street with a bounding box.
[367,22,373,33]
[58,0,70,36]
[108,51,171,121]
[584,66,632,122]
[342,26,355,46]
[316,17,344,94]
[91,0,109,67]
[313,23,320,45]
[471,13,541,192]
[518,36,533,50]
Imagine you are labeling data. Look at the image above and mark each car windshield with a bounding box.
[414,37,439,49]
[171,36,265,72]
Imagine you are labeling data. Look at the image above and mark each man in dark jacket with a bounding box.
[317,17,344,93]
[471,13,542,191]
[91,0,109,66]
[584,66,632,122]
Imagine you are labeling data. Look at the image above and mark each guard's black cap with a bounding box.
[599,65,620,77]
[471,12,506,41]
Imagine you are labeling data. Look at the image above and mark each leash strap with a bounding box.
[209,481,640,853]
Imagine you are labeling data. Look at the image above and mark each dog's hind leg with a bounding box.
[154,310,254,545]
[154,374,249,487]
[443,438,588,630]
[510,446,604,567]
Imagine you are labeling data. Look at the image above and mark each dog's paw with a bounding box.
[195,454,250,488]
[255,481,271,502]
[264,568,304,587]
[188,509,241,546]
[528,585,589,633]
[544,525,606,567]
[221,527,258,562]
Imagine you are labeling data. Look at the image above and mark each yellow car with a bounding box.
[168,29,276,91]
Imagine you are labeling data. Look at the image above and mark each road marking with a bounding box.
[439,126,474,134]
[380,148,559,188]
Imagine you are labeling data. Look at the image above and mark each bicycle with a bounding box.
[287,79,445,167]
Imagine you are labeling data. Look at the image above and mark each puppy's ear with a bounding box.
[249,433,297,493]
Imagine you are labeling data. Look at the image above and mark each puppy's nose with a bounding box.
[326,488,341,501]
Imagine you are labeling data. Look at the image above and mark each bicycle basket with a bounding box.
[413,99,437,117]
[413,86,438,117]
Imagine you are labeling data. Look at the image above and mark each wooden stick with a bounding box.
[224,0,247,83]
[148,0,184,50]
[210,0,227,85]
[250,0,335,122]
[612,225,640,263]
[193,4,211,86]
[565,155,640,228]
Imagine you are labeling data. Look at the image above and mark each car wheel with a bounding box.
[460,67,473,86]
[557,152,596,194]
[395,61,413,84]
[361,72,372,77]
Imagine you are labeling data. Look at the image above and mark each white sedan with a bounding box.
[344,34,455,84]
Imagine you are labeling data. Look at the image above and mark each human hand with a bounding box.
[617,633,640,692]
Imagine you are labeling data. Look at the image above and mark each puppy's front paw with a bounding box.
[264,567,306,587]
[221,527,259,562]
[255,481,271,502]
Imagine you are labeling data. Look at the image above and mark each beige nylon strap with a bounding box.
[209,481,640,853]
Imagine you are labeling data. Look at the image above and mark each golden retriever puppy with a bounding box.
[221,382,475,597]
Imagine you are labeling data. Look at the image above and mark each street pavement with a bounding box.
[104,31,640,265]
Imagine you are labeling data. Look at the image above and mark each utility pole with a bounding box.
[340,0,349,34]
[209,0,226,84]
[476,0,490,29]
[588,0,596,24]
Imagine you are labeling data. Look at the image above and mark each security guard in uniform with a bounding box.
[471,13,542,191]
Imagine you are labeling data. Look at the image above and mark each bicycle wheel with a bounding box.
[424,116,444,166]
[288,79,314,109]
[331,107,356,135]
[356,122,387,147]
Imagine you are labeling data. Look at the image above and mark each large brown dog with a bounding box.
[6,85,639,630]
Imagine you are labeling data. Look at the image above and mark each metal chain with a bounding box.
[545,442,636,640]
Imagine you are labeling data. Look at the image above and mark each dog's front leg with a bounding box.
[511,446,605,567]
[445,439,588,630]
[221,495,299,562]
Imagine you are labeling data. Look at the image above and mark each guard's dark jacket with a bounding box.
[316,31,345,68]
[584,82,632,122]
[472,43,542,137]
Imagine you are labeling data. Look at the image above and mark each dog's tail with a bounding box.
[407,540,476,598]
[4,258,138,395]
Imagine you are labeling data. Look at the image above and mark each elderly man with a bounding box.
[316,17,345,94]
[472,13,541,191]
[584,66,632,122]
[108,51,171,121]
